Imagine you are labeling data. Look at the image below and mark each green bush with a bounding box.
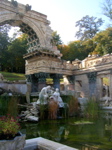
[61,95,80,117]
[0,96,9,116]
[83,97,101,118]
[7,96,19,118]
[0,96,26,117]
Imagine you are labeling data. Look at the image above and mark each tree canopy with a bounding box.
[0,25,27,73]
[93,27,112,55]
[101,0,112,20]
[75,15,104,41]
[7,34,28,73]
[0,25,11,71]
[51,31,62,46]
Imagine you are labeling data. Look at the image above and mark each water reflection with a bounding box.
[21,118,112,150]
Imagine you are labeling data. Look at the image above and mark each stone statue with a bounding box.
[102,84,109,97]
[51,88,64,108]
[25,4,32,11]
[37,86,51,105]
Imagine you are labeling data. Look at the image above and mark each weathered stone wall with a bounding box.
[74,54,112,99]
[0,81,27,94]
[75,74,89,98]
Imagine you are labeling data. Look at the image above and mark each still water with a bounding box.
[21,117,112,150]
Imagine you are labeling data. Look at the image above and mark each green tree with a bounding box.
[82,39,96,57]
[51,31,62,46]
[101,0,112,20]
[7,34,28,73]
[0,25,11,71]
[60,44,70,60]
[61,41,89,61]
[67,41,83,60]
[75,15,104,41]
[92,27,112,55]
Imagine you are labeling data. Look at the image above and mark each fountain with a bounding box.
[19,86,66,121]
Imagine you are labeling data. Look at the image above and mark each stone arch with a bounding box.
[0,0,64,92]
[0,14,46,49]
[22,17,46,48]
[0,0,53,52]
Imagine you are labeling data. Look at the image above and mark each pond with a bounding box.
[21,117,112,150]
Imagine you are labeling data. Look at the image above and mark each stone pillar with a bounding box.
[87,72,97,97]
[67,75,75,90]
[52,74,63,90]
[109,70,112,99]
[35,72,50,91]
[26,74,38,92]
[96,75,102,99]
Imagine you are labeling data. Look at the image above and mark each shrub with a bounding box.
[0,96,9,116]
[0,114,20,140]
[68,96,79,117]
[83,97,101,118]
[7,96,19,118]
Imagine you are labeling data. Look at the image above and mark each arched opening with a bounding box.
[0,21,33,73]
[0,20,40,53]
[20,22,40,53]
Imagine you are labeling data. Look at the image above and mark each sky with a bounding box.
[9,0,109,44]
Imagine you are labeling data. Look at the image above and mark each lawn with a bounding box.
[0,71,26,81]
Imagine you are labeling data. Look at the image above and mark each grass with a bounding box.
[0,71,26,81]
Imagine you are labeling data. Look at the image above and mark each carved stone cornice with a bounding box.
[23,49,59,59]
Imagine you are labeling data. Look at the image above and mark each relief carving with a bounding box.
[86,55,112,68]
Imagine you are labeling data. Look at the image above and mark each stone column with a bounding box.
[109,70,112,99]
[87,72,97,97]
[26,74,38,92]
[67,75,75,91]
[35,72,50,91]
[96,75,102,99]
[52,74,63,90]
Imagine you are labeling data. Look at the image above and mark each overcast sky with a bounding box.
[9,0,109,44]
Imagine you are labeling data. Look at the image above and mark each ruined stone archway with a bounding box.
[0,0,75,92]
[0,0,53,52]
